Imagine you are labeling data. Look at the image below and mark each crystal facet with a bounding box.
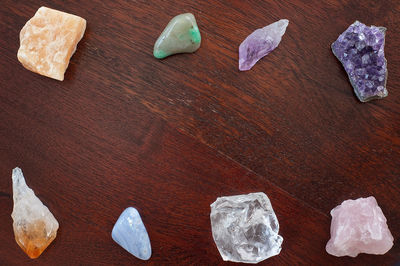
[332,21,388,102]
[17,7,86,81]
[153,13,201,59]
[239,19,289,71]
[112,207,151,260]
[11,167,59,259]
[326,196,394,257]
[210,192,283,264]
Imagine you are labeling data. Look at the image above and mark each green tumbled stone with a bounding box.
[154,13,201,59]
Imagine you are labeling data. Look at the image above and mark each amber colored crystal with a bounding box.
[11,168,59,259]
[14,220,57,259]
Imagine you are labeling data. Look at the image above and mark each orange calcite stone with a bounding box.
[17,7,86,81]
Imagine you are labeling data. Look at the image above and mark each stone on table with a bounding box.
[332,21,388,102]
[17,6,86,81]
[112,207,151,260]
[239,19,289,71]
[154,13,201,59]
[11,167,59,259]
[210,192,283,264]
[326,196,394,257]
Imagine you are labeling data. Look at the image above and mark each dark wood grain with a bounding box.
[0,0,399,265]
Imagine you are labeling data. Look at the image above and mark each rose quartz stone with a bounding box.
[326,196,394,257]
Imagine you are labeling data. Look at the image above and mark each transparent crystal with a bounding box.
[210,192,283,263]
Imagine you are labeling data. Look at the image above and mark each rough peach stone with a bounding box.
[17,7,86,81]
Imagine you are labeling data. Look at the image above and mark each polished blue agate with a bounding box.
[112,207,151,260]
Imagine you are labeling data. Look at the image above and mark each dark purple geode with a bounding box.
[332,21,388,102]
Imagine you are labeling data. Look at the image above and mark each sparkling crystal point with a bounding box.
[210,192,283,264]
[11,167,59,259]
[112,207,151,260]
[153,13,201,59]
[239,19,289,71]
[326,196,394,257]
[332,21,388,102]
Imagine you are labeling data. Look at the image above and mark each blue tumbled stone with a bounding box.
[112,207,151,260]
[332,21,388,102]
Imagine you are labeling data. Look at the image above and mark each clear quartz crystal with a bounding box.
[210,192,283,264]
[11,167,59,259]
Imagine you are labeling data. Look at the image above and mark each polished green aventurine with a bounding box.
[153,13,201,59]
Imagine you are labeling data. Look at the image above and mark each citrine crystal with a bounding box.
[11,167,59,258]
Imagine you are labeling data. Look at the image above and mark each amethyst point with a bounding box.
[332,21,388,102]
[239,19,289,71]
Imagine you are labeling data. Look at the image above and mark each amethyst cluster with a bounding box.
[332,21,388,102]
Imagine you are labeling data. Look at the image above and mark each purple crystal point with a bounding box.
[239,19,289,71]
[332,21,388,102]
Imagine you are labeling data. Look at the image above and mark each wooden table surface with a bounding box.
[0,0,399,265]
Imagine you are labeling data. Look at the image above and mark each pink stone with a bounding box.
[326,196,394,257]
